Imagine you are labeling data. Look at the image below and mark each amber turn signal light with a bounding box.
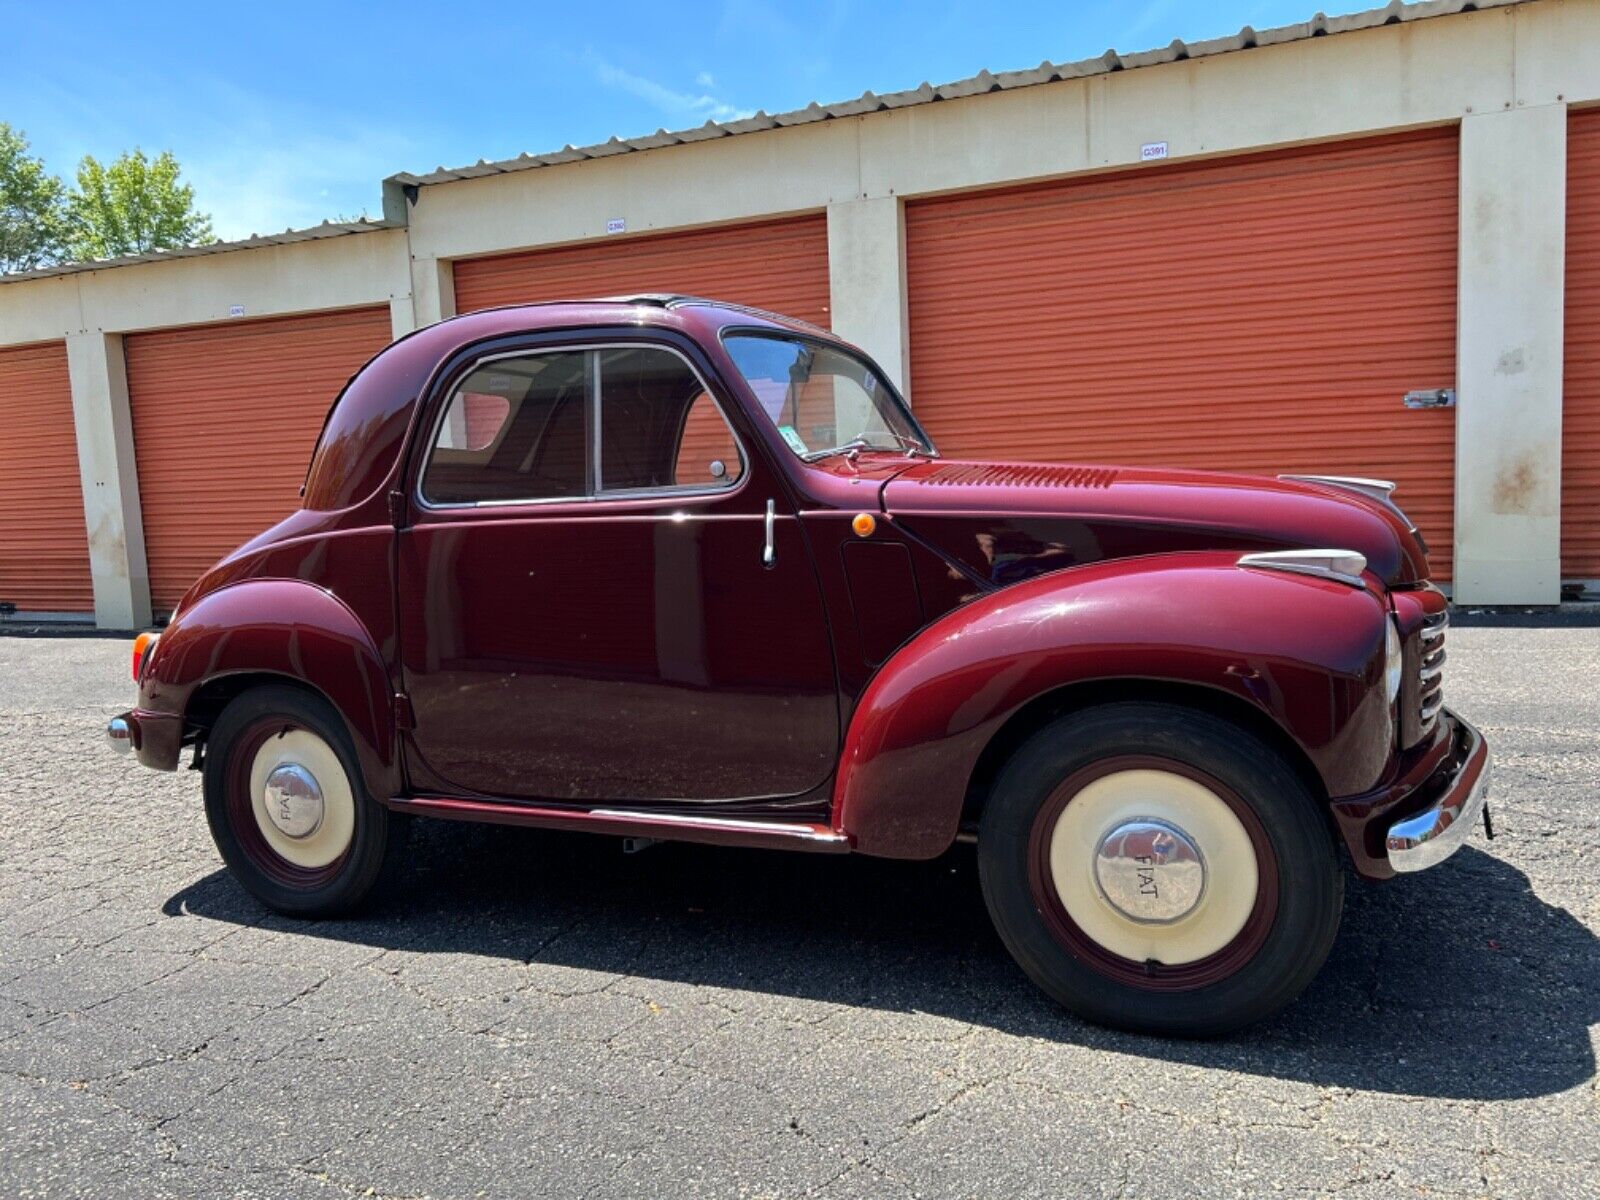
[851,513,877,538]
[131,632,158,683]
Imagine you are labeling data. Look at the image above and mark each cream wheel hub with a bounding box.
[248,729,354,869]
[1049,769,1258,965]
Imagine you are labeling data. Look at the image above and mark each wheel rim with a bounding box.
[1026,756,1278,992]
[226,718,355,887]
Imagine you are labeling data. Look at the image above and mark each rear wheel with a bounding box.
[203,684,401,916]
[978,702,1343,1036]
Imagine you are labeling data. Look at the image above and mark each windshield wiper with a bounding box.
[802,433,932,462]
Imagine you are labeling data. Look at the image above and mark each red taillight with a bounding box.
[132,632,158,683]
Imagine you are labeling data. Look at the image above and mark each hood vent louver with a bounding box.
[921,463,1119,489]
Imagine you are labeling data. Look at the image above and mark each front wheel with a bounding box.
[203,684,402,916]
[978,702,1343,1037]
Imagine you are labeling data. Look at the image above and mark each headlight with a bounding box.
[1384,617,1403,706]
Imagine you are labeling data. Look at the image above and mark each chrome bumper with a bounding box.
[106,714,133,752]
[1385,712,1491,873]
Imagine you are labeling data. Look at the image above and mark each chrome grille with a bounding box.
[1417,611,1447,733]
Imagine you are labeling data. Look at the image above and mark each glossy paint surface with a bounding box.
[831,551,1393,859]
[138,576,400,799]
[129,297,1457,877]
[883,460,1427,587]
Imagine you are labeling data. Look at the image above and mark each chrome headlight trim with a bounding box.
[1237,548,1368,588]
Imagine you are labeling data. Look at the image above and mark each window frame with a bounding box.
[414,341,749,512]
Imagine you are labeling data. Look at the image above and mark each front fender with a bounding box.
[831,551,1391,858]
[137,578,399,800]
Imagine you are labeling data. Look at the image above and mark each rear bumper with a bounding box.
[1384,712,1491,873]
[105,708,184,771]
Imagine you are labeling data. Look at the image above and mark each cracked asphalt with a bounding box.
[1,626,1597,1199]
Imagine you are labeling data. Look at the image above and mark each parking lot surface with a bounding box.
[1,626,1596,1199]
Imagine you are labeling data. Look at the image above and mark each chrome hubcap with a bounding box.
[1092,818,1206,925]
[261,763,324,840]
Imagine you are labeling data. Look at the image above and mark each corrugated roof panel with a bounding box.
[386,0,1524,190]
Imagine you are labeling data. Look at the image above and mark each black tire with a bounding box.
[977,702,1343,1037]
[203,684,403,916]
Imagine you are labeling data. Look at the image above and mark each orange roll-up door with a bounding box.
[125,307,392,612]
[0,340,93,612]
[906,129,1460,577]
[453,215,831,328]
[1564,107,1600,582]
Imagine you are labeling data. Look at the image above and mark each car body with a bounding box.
[108,296,1491,1035]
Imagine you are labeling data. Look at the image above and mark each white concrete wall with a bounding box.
[1453,104,1568,603]
[2,0,1597,616]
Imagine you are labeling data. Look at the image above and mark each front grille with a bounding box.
[1416,611,1447,735]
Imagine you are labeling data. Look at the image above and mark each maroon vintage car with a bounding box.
[107,296,1490,1035]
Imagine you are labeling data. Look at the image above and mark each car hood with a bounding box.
[880,460,1430,588]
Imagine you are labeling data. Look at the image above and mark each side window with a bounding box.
[598,347,743,492]
[422,352,588,505]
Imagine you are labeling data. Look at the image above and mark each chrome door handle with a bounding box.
[762,499,776,569]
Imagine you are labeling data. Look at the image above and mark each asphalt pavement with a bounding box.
[0,625,1596,1199]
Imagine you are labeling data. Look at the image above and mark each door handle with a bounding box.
[763,499,776,569]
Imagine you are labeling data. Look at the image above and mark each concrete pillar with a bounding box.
[409,256,456,328]
[1452,105,1567,605]
[827,197,911,396]
[388,295,415,341]
[64,331,152,629]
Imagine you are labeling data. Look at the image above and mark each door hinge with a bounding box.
[393,692,416,731]
[387,488,407,527]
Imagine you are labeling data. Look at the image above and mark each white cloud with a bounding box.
[586,54,753,124]
[696,71,716,88]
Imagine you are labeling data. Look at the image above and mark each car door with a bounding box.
[396,336,840,805]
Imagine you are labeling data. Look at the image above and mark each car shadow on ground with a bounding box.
[165,819,1597,1101]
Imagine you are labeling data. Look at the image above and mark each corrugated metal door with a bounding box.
[125,307,392,611]
[906,129,1460,577]
[0,341,93,612]
[1564,107,1600,581]
[453,215,831,327]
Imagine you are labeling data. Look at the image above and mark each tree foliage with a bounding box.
[66,149,216,260]
[0,122,68,274]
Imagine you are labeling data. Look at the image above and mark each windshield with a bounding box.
[723,333,934,460]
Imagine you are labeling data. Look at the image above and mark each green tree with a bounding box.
[0,122,68,274]
[66,148,215,260]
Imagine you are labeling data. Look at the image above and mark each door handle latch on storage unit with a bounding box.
[763,499,776,569]
[1403,388,1455,409]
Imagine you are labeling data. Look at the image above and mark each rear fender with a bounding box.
[831,552,1391,858]
[138,578,399,800]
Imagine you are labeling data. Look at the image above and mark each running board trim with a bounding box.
[386,794,851,853]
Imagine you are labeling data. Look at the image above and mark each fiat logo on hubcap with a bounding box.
[1092,818,1206,924]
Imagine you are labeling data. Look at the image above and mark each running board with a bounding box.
[386,795,851,853]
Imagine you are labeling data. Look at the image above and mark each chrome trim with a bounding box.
[414,342,749,513]
[106,716,131,752]
[1237,548,1368,588]
[1092,818,1206,925]
[1279,474,1423,543]
[588,808,848,845]
[1419,652,1446,684]
[1386,713,1490,872]
[1420,690,1445,722]
[762,499,776,568]
[261,763,325,840]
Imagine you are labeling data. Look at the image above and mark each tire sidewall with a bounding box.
[203,683,393,916]
[978,702,1343,1036]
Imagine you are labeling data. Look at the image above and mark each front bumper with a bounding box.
[1384,711,1491,873]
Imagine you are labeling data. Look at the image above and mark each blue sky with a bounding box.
[7,0,1329,241]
